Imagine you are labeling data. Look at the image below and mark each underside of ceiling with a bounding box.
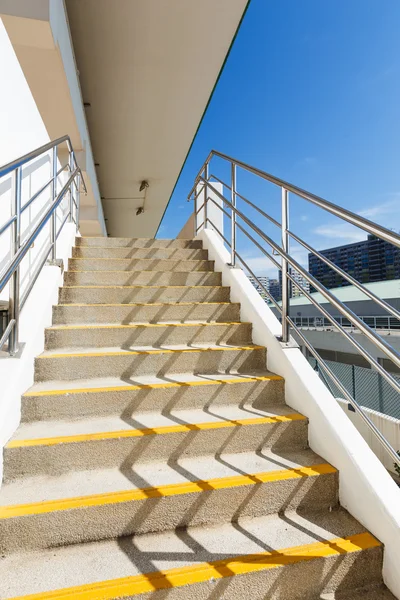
[66,0,247,238]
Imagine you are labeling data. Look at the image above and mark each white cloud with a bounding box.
[313,223,366,245]
[300,215,308,222]
[358,197,399,219]
[240,252,280,277]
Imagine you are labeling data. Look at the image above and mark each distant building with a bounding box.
[279,268,310,298]
[269,278,281,302]
[247,275,269,296]
[309,235,400,290]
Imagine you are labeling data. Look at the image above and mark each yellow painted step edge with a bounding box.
[0,462,334,519]
[37,345,264,359]
[6,532,378,600]
[7,413,305,448]
[49,321,248,330]
[23,374,283,397]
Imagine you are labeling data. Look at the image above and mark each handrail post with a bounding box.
[50,146,57,260]
[8,167,22,355]
[76,171,81,233]
[68,147,74,223]
[203,162,208,231]
[281,187,290,342]
[229,162,236,266]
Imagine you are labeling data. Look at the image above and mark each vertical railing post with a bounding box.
[203,162,208,231]
[75,171,81,233]
[50,146,57,260]
[68,147,74,223]
[8,167,22,355]
[229,162,237,266]
[281,187,290,342]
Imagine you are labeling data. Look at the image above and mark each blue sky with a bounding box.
[158,0,400,278]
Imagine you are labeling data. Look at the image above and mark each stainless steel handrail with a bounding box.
[188,151,400,469]
[190,150,400,249]
[0,136,85,355]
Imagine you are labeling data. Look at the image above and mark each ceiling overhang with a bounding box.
[65,0,248,237]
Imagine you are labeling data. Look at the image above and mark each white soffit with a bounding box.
[65,0,248,238]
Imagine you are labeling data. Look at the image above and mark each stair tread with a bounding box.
[0,447,327,506]
[37,342,263,357]
[0,509,373,599]
[23,371,282,395]
[9,403,301,443]
[47,321,246,330]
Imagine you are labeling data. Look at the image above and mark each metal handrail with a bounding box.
[0,136,85,355]
[188,151,400,469]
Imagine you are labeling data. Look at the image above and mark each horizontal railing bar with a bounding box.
[0,169,78,294]
[0,319,15,352]
[195,221,204,233]
[56,211,71,240]
[205,151,400,249]
[21,178,53,215]
[235,220,281,270]
[57,164,69,177]
[0,215,16,237]
[207,196,232,220]
[287,271,400,396]
[288,317,400,468]
[195,202,205,216]
[20,244,54,311]
[200,177,400,371]
[209,174,281,229]
[0,135,70,178]
[235,252,282,311]
[205,218,232,248]
[288,229,400,322]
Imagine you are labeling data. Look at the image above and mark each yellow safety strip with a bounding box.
[6,532,378,600]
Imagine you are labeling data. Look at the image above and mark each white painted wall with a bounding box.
[337,399,400,475]
[0,19,77,478]
[195,182,224,237]
[198,228,400,599]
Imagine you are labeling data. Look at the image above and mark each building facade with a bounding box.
[309,234,400,289]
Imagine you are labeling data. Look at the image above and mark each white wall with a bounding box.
[198,229,400,599]
[337,399,400,475]
[0,19,77,477]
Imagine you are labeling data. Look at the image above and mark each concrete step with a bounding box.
[0,510,383,597]
[34,344,267,382]
[45,322,252,350]
[21,372,285,422]
[4,404,307,480]
[75,237,203,249]
[0,449,335,552]
[68,258,214,272]
[63,269,222,286]
[52,301,240,325]
[59,285,230,304]
[72,246,209,260]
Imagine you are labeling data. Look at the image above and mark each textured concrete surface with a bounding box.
[0,236,390,599]
[21,372,285,422]
[59,284,230,305]
[34,344,268,381]
[72,246,209,260]
[4,404,308,479]
[52,301,241,325]
[0,510,382,598]
[68,258,215,272]
[63,269,222,286]
[44,322,252,350]
[75,237,203,249]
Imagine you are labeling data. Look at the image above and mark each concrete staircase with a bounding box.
[0,237,394,599]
